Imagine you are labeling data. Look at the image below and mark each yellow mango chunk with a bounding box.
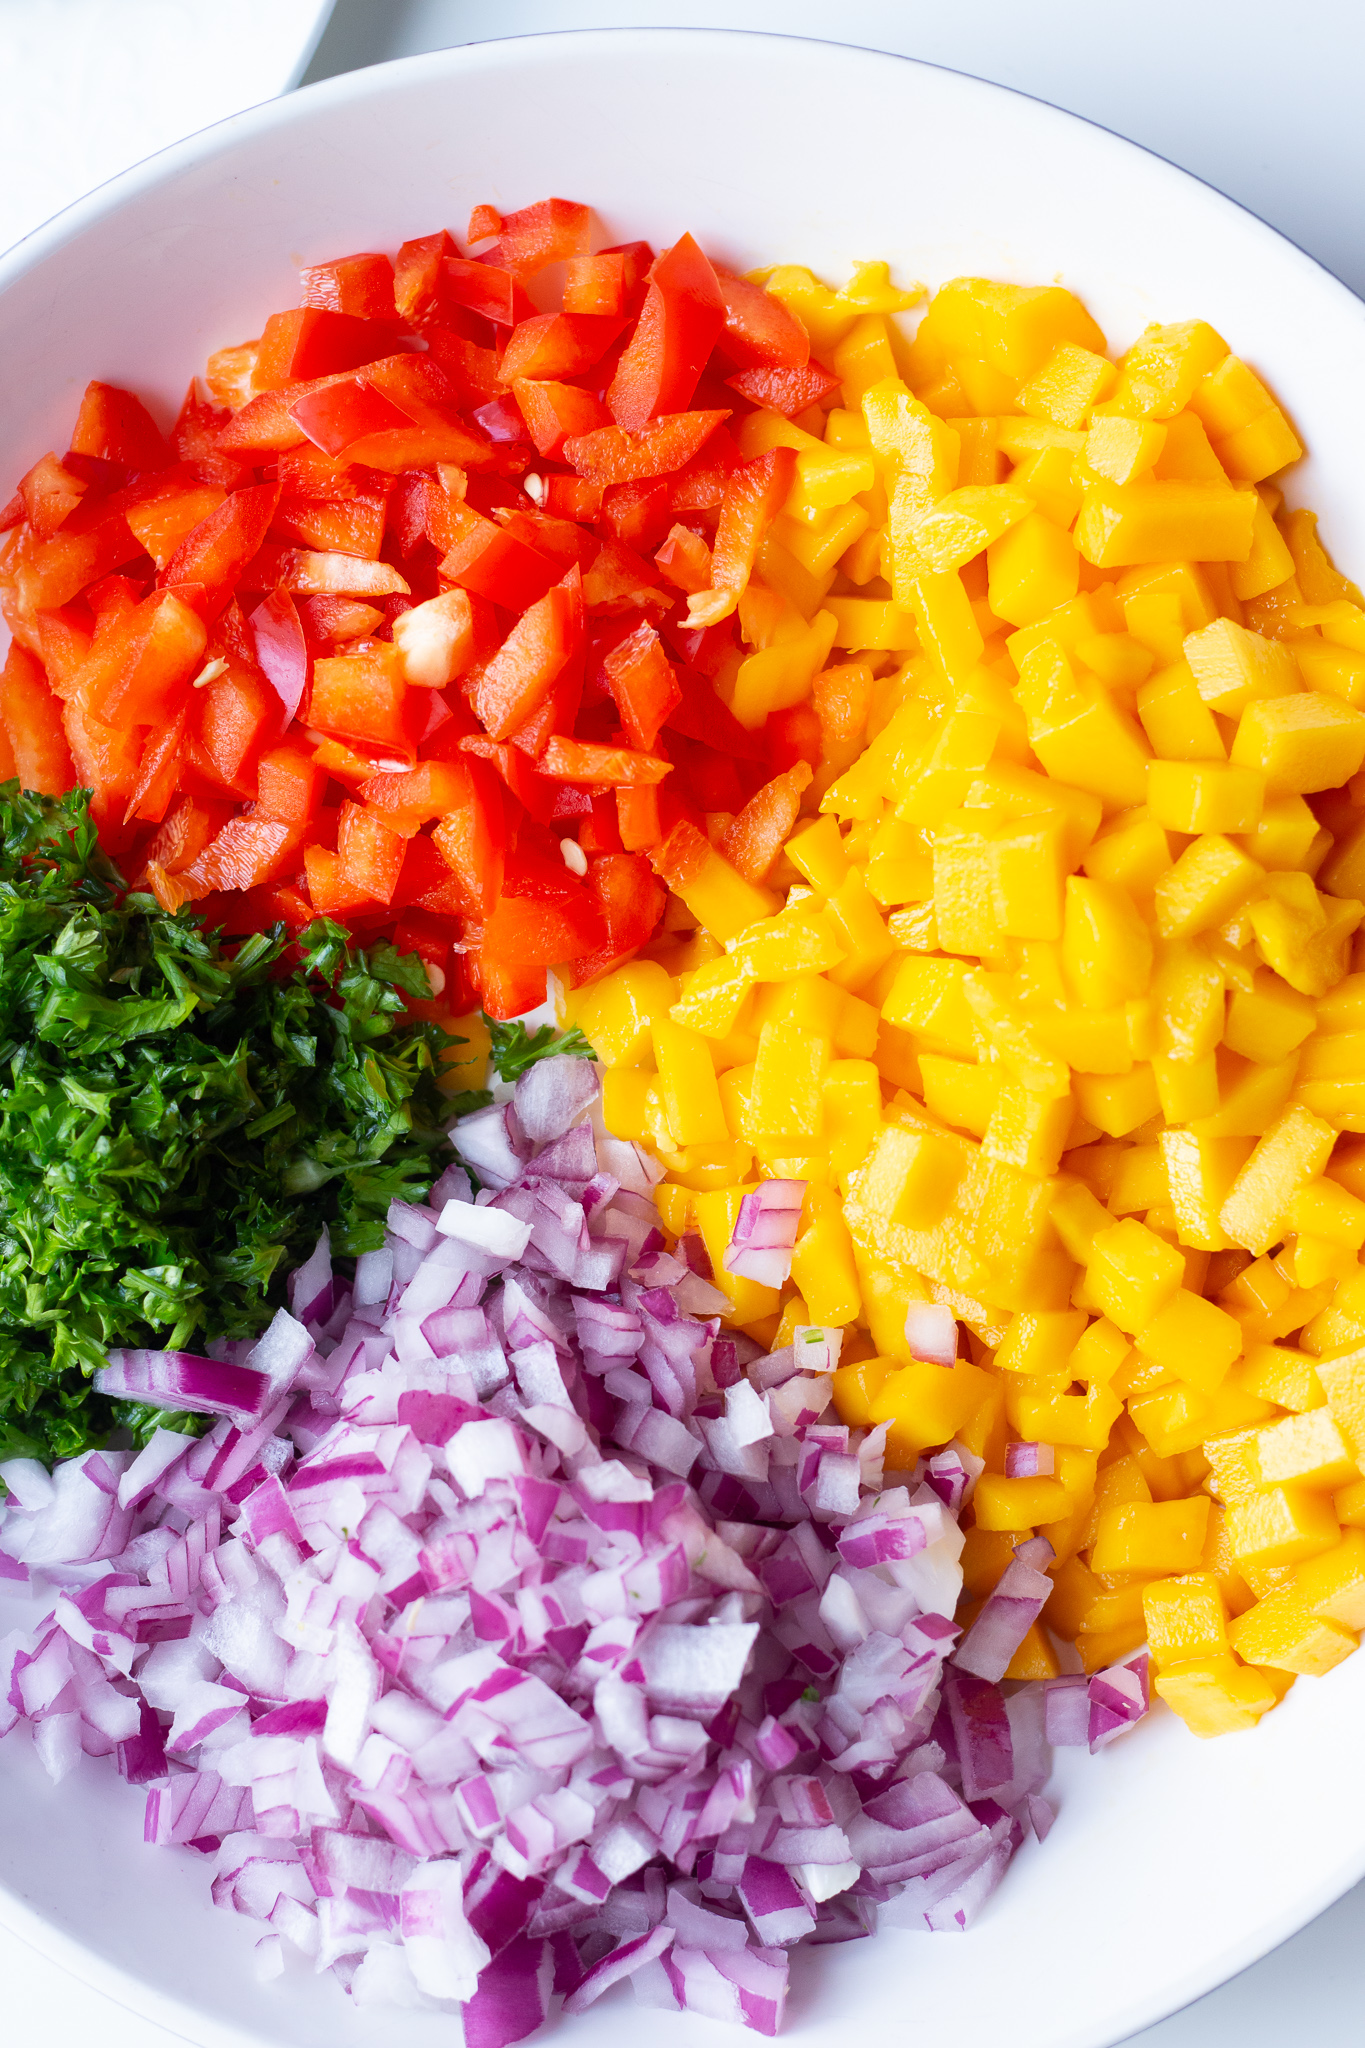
[1086,1218,1185,1333]
[1146,759,1265,834]
[1218,1104,1337,1253]
[1230,691,1365,796]
[1154,1654,1277,1736]
[1137,1288,1243,1394]
[1226,1483,1340,1569]
[1228,1584,1356,1675]
[1142,1573,1231,1668]
[1254,1407,1360,1491]
[1090,1496,1210,1573]
[1183,616,1300,715]
[1075,481,1257,568]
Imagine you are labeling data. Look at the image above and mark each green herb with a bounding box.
[485,1015,593,1082]
[0,784,462,1467]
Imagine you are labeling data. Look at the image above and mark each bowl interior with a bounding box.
[3,29,1365,2048]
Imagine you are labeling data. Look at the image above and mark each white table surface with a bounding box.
[4,1,1365,2042]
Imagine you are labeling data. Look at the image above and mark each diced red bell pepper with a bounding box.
[438,502,559,612]
[297,594,386,643]
[256,743,325,822]
[765,700,826,775]
[511,379,609,459]
[249,588,308,722]
[242,545,410,599]
[310,644,422,758]
[668,734,747,812]
[423,330,503,407]
[542,476,603,523]
[607,234,726,431]
[304,842,382,916]
[161,481,280,614]
[475,944,551,1023]
[183,814,308,892]
[210,881,317,936]
[18,452,87,538]
[720,760,813,881]
[473,567,581,741]
[563,254,627,318]
[712,274,810,370]
[428,754,506,916]
[30,607,92,700]
[127,484,228,571]
[539,736,672,786]
[466,204,502,244]
[288,376,416,456]
[459,733,556,825]
[390,907,457,987]
[442,259,524,327]
[708,446,798,598]
[195,668,281,796]
[484,855,605,968]
[484,198,592,278]
[6,506,145,613]
[358,758,471,834]
[579,792,625,856]
[337,800,408,904]
[567,850,667,985]
[395,230,456,326]
[390,832,466,919]
[69,381,171,471]
[508,643,584,761]
[0,643,74,794]
[655,523,712,593]
[562,409,729,485]
[83,589,208,726]
[582,538,664,611]
[63,688,143,833]
[171,380,249,487]
[299,252,397,320]
[603,621,681,752]
[499,313,623,383]
[251,310,397,393]
[615,784,662,851]
[725,361,841,417]
[497,508,598,576]
[271,491,389,558]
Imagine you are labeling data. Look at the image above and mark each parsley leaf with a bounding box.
[485,1015,593,1082]
[0,785,463,1467]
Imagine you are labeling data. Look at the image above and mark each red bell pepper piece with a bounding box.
[297,594,386,643]
[483,198,592,277]
[395,231,456,326]
[5,505,145,613]
[83,589,208,727]
[712,274,810,370]
[607,233,726,431]
[17,452,87,538]
[499,313,623,383]
[603,621,681,752]
[29,608,91,702]
[161,481,281,614]
[466,204,502,244]
[766,701,826,774]
[69,381,171,471]
[195,669,281,796]
[241,546,410,599]
[249,587,308,722]
[438,503,559,612]
[287,376,416,456]
[563,254,627,318]
[497,508,598,576]
[182,814,309,893]
[0,643,74,795]
[539,736,673,786]
[271,491,390,559]
[542,476,603,523]
[581,539,663,611]
[441,259,524,327]
[579,791,625,856]
[599,481,671,553]
[304,842,381,916]
[299,251,397,320]
[390,832,466,920]
[428,755,507,916]
[358,759,472,835]
[423,330,503,407]
[725,361,841,417]
[615,784,662,851]
[475,944,552,1023]
[568,851,667,985]
[337,800,407,904]
[655,523,712,594]
[458,734,556,826]
[692,447,797,622]
[310,645,421,758]
[127,483,229,571]
[256,743,326,823]
[720,760,814,882]
[669,422,742,513]
[562,409,729,486]
[251,310,397,392]
[473,567,581,741]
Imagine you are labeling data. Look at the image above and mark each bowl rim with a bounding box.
[2,24,1364,2048]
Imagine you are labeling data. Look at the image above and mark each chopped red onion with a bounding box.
[0,1068,1131,2040]
[1004,1441,1054,1479]
[95,1350,271,1420]
[903,1302,958,1368]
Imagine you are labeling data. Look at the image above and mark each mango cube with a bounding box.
[1090,1496,1210,1573]
[1226,1483,1340,1569]
[1183,616,1300,715]
[1147,759,1265,834]
[1142,1573,1230,1668]
[1154,1655,1277,1737]
[1254,1407,1359,1492]
[1086,1218,1185,1333]
[1231,690,1365,796]
[1227,1584,1356,1675]
[1136,1288,1243,1394]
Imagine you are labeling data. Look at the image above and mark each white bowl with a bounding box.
[3,28,1365,2048]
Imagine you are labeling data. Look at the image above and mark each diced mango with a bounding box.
[1225,1483,1340,1569]
[1142,1573,1230,1668]
[1154,1655,1277,1737]
[1228,1583,1356,1675]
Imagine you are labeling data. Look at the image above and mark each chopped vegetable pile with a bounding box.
[0,783,467,1468]
[0,1057,1147,2037]
[567,273,1365,1744]
[0,195,904,1022]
